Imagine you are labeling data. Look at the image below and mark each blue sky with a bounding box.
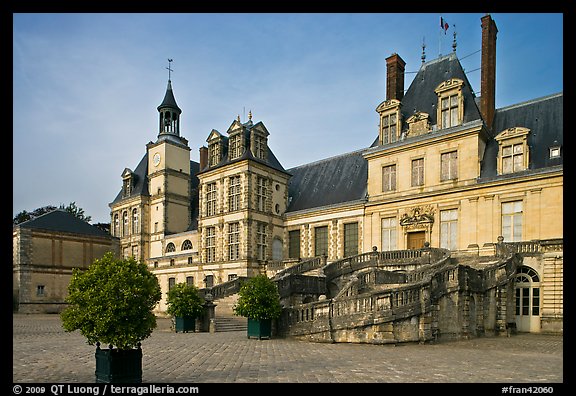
[12,13,563,224]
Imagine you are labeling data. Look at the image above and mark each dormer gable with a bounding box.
[495,127,530,174]
[405,111,430,137]
[434,78,465,130]
[207,129,226,167]
[121,168,136,198]
[250,121,269,160]
[375,99,401,145]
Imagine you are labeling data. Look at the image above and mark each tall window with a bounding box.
[253,135,266,159]
[272,238,283,261]
[411,158,424,187]
[441,94,459,128]
[114,214,119,237]
[289,230,301,259]
[206,227,216,262]
[206,183,217,216]
[209,143,220,166]
[502,144,525,174]
[228,176,241,212]
[186,276,194,287]
[257,177,268,212]
[344,222,358,257]
[256,222,267,260]
[228,222,240,260]
[441,151,458,181]
[381,217,397,251]
[440,209,458,250]
[122,211,129,236]
[229,134,243,160]
[382,164,397,192]
[314,226,328,257]
[502,201,523,242]
[381,113,398,144]
[132,209,139,234]
[168,277,176,290]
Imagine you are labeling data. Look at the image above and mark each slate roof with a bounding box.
[16,209,111,238]
[479,92,563,180]
[371,53,482,147]
[157,80,181,113]
[198,120,288,176]
[110,153,201,232]
[286,149,368,213]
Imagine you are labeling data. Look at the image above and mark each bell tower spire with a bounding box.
[157,59,182,141]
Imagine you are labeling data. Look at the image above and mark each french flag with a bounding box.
[441,17,449,34]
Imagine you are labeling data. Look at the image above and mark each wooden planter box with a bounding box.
[95,343,142,383]
[175,316,195,333]
[247,318,272,339]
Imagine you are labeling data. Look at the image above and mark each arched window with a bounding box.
[166,242,176,253]
[181,240,193,250]
[132,209,139,234]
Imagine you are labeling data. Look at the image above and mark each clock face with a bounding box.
[153,153,161,167]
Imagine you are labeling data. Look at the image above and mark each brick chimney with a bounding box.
[385,53,406,101]
[480,14,498,130]
[199,146,208,170]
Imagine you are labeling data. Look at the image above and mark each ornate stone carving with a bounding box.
[400,205,435,229]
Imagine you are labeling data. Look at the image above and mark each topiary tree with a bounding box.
[166,283,205,319]
[60,252,162,350]
[233,274,282,321]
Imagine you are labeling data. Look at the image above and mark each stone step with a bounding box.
[213,315,247,332]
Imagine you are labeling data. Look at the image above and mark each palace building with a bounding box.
[108,14,562,334]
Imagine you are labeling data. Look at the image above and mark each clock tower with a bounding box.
[146,76,192,258]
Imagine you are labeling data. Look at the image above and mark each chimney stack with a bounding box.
[480,14,498,130]
[199,146,208,170]
[385,53,406,101]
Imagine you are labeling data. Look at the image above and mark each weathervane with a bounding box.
[166,58,173,81]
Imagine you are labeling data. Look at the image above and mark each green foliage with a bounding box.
[166,283,205,318]
[60,252,161,350]
[233,274,282,320]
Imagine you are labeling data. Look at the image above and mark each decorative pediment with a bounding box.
[406,111,429,124]
[400,205,435,228]
[495,127,530,142]
[206,129,223,142]
[434,78,464,94]
[227,119,244,134]
[251,121,270,136]
[376,99,401,114]
[121,168,133,179]
[406,112,431,137]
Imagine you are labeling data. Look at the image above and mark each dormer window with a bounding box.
[406,112,430,137]
[121,168,134,198]
[252,133,267,160]
[229,133,244,160]
[207,129,224,167]
[549,141,561,159]
[495,127,530,175]
[376,99,401,145]
[435,78,464,129]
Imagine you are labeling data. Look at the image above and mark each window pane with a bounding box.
[344,223,358,257]
[503,157,512,174]
[450,107,458,126]
[289,230,301,259]
[450,95,458,106]
[502,146,512,156]
[532,288,540,316]
[315,226,328,256]
[522,288,530,315]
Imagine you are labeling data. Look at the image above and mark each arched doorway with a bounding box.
[514,266,541,333]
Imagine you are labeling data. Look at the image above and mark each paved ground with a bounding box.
[13,314,564,385]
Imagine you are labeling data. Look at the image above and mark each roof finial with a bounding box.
[421,36,426,64]
[452,25,457,53]
[166,58,173,81]
[248,110,252,121]
[237,114,241,122]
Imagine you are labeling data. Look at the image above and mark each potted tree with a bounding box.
[166,282,205,333]
[233,274,282,339]
[60,252,161,383]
